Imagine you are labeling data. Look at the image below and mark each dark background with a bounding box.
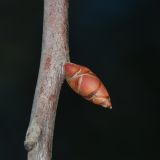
[0,0,159,159]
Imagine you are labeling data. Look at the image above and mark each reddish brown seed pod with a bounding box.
[64,63,112,109]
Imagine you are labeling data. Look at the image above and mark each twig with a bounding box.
[24,0,69,159]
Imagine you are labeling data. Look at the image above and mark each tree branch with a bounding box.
[24,0,69,159]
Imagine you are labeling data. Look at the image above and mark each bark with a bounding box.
[24,0,69,159]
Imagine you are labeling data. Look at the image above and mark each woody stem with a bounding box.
[24,0,69,160]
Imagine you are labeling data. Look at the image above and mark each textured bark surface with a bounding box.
[24,0,69,159]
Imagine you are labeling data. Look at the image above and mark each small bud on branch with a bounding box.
[64,63,112,109]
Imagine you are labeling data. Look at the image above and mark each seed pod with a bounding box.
[64,63,112,109]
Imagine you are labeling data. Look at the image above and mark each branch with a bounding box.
[24,0,69,159]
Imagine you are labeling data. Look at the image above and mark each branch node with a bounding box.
[24,120,41,151]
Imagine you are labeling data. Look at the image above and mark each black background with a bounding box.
[0,0,160,159]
